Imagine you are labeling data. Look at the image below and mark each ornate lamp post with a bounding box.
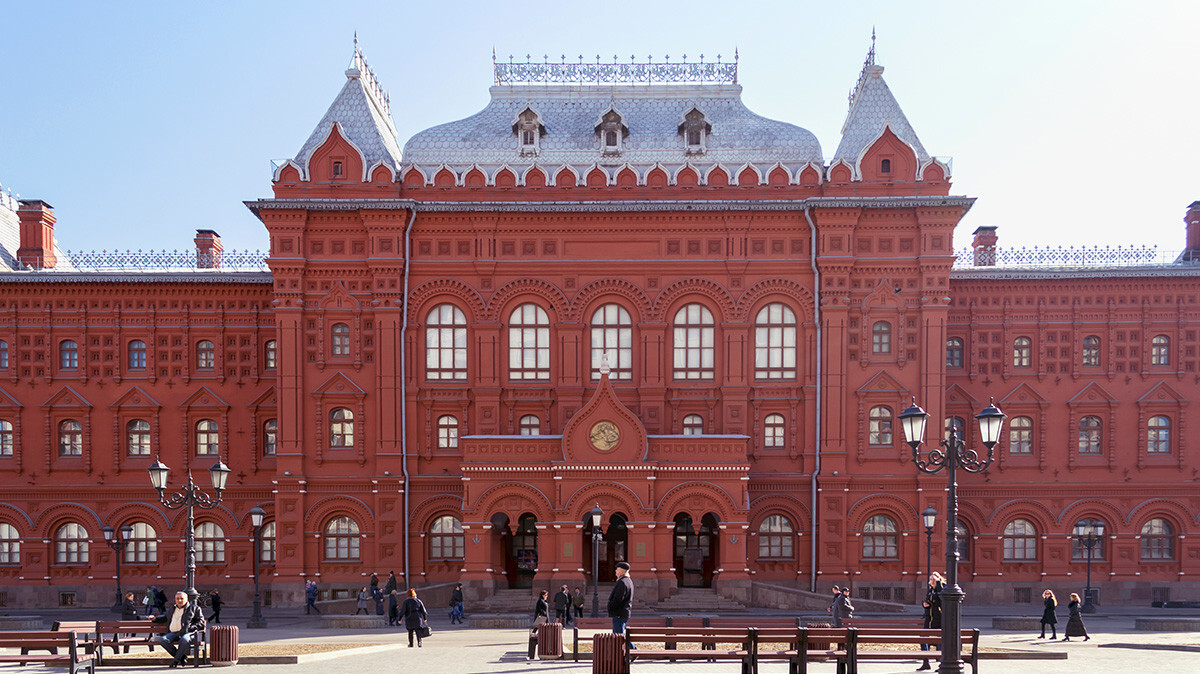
[247,506,267,628]
[147,456,230,602]
[101,524,134,612]
[589,504,603,618]
[922,506,938,582]
[899,398,1005,674]
[1076,524,1101,614]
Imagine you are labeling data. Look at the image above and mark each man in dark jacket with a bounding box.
[152,591,206,668]
[449,583,465,624]
[553,584,571,625]
[606,562,634,635]
[831,586,855,627]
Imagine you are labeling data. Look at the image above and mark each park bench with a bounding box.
[95,620,207,667]
[849,628,980,674]
[567,616,668,661]
[748,627,856,674]
[48,621,103,663]
[0,631,95,674]
[624,626,756,672]
[841,617,924,629]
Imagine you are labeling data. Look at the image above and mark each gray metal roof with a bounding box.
[833,65,929,165]
[292,64,403,180]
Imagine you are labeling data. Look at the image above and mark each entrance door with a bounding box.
[583,513,628,584]
[673,513,718,588]
[510,514,539,589]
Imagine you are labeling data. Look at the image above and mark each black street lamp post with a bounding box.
[1076,526,1101,614]
[147,456,230,602]
[900,398,1005,674]
[922,506,937,581]
[101,524,134,612]
[247,505,267,628]
[589,504,603,618]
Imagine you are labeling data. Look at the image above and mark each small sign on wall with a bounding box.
[563,541,573,558]
[636,542,646,558]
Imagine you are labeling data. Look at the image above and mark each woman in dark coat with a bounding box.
[401,589,428,647]
[532,590,549,633]
[1039,589,1058,639]
[918,572,944,670]
[1062,592,1089,641]
[121,592,140,620]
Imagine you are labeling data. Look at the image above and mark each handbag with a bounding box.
[417,620,432,638]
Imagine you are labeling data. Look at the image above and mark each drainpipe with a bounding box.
[804,205,822,593]
[400,205,418,586]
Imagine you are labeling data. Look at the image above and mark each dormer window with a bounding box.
[880,158,891,174]
[512,107,545,156]
[332,161,343,177]
[594,107,628,156]
[679,107,712,155]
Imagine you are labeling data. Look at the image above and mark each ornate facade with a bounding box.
[0,46,1196,609]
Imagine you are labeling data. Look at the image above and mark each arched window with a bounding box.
[426,304,467,381]
[1141,518,1175,560]
[1072,518,1107,561]
[1008,416,1033,454]
[872,321,891,354]
[1081,336,1100,367]
[263,419,277,456]
[260,522,276,563]
[127,419,151,456]
[324,516,360,560]
[60,340,78,370]
[437,415,459,449]
[868,406,892,446]
[1147,415,1171,453]
[862,514,898,559]
[59,419,82,456]
[0,419,13,456]
[125,522,157,564]
[682,414,704,435]
[55,523,88,564]
[673,303,715,380]
[430,515,464,560]
[509,303,550,380]
[196,340,215,370]
[944,416,966,442]
[0,522,20,564]
[331,323,351,357]
[1077,416,1102,454]
[680,107,710,153]
[590,304,633,380]
[946,337,964,368]
[330,408,354,448]
[0,340,8,369]
[1012,337,1032,367]
[755,303,796,380]
[518,414,540,436]
[763,413,786,448]
[758,515,794,559]
[955,520,971,562]
[1003,519,1037,561]
[195,419,219,456]
[264,340,277,371]
[1151,335,1170,365]
[128,340,147,370]
[195,522,225,563]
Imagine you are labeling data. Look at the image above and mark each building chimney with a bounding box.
[971,225,998,267]
[1185,201,1200,256]
[16,200,58,269]
[194,229,223,269]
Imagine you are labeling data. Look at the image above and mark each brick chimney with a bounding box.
[194,229,223,269]
[971,225,998,267]
[15,200,58,269]
[1185,201,1200,255]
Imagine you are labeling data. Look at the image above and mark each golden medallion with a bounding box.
[589,421,620,451]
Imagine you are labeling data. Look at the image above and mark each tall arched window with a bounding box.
[324,516,360,560]
[0,419,13,456]
[1003,519,1037,560]
[518,414,540,436]
[59,419,82,456]
[682,414,704,435]
[872,321,891,354]
[260,522,276,563]
[426,304,467,380]
[1151,335,1170,365]
[1012,337,1032,367]
[673,303,715,380]
[590,304,633,380]
[1081,336,1100,366]
[509,303,550,380]
[1008,416,1033,454]
[763,413,786,449]
[868,406,892,446]
[1140,518,1174,560]
[0,522,20,564]
[1147,415,1171,453]
[195,419,219,456]
[755,303,796,380]
[430,515,464,560]
[60,340,78,370]
[195,522,225,563]
[437,415,459,449]
[127,419,151,455]
[331,323,351,357]
[264,340,277,371]
[263,419,277,456]
[128,340,147,370]
[1072,518,1106,561]
[54,523,88,564]
[862,514,898,559]
[758,515,794,559]
[125,522,157,563]
[1077,416,1101,454]
[196,340,215,370]
[946,337,964,368]
[330,408,354,448]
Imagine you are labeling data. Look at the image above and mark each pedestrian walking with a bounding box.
[305,580,322,615]
[143,586,156,616]
[1062,592,1089,641]
[606,562,634,635]
[917,572,944,671]
[449,583,465,624]
[207,590,222,624]
[826,585,840,617]
[388,589,400,625]
[572,586,584,619]
[401,589,429,648]
[384,571,397,595]
[831,586,855,627]
[372,585,385,615]
[1039,589,1058,639]
[121,591,139,620]
[553,584,571,625]
[355,587,370,615]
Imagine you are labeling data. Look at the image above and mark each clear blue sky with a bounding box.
[1,1,1196,256]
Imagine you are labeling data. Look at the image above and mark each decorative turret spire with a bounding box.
[848,28,877,111]
[348,34,391,119]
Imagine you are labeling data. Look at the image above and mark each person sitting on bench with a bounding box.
[152,591,206,668]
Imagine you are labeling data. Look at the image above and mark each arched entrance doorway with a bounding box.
[493,512,539,589]
[583,513,628,583]
[673,512,719,588]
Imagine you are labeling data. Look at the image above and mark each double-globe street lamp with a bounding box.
[147,456,230,602]
[1075,523,1102,613]
[101,524,134,612]
[899,398,1005,674]
[589,504,603,618]
[247,505,268,628]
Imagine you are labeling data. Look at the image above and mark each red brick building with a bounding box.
[0,46,1196,609]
